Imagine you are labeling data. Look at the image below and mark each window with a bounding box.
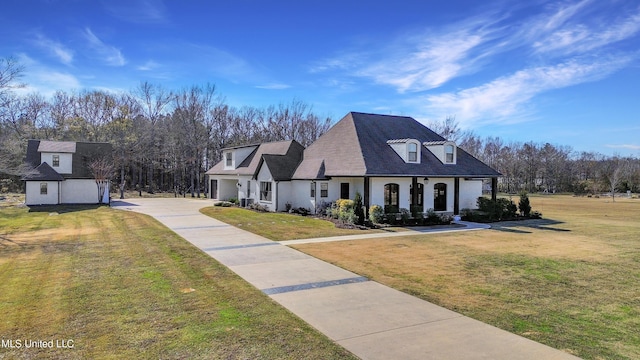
[52,155,60,167]
[310,182,315,197]
[384,183,399,212]
[246,180,251,197]
[226,152,233,167]
[40,183,48,195]
[340,183,349,199]
[260,181,272,201]
[320,183,328,197]
[408,143,418,162]
[445,145,454,163]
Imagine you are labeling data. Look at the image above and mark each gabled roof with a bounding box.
[23,139,113,180]
[205,140,304,178]
[293,112,500,179]
[21,162,64,181]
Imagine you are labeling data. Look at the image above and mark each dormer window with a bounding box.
[408,143,418,162]
[52,155,60,167]
[225,152,233,167]
[445,145,454,163]
[387,138,421,164]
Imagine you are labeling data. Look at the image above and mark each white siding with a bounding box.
[25,181,60,205]
[60,179,100,204]
[369,177,413,210]
[40,153,73,174]
[460,179,482,210]
[427,178,455,212]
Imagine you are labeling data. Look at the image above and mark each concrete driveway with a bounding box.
[112,198,580,360]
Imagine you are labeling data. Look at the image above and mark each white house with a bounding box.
[22,140,112,206]
[206,112,500,215]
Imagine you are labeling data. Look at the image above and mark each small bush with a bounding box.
[530,210,542,219]
[354,192,365,225]
[384,205,399,214]
[214,201,233,207]
[399,208,411,224]
[285,202,292,212]
[438,213,453,224]
[316,201,331,216]
[291,207,309,216]
[339,209,357,224]
[249,203,269,212]
[369,204,384,224]
[518,191,531,217]
[424,208,440,224]
[227,197,239,205]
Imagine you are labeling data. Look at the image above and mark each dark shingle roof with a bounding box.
[206,140,304,178]
[293,112,500,179]
[23,140,113,180]
[21,162,64,181]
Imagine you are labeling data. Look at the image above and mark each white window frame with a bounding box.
[260,181,272,202]
[320,182,328,198]
[445,145,455,163]
[408,143,418,162]
[225,152,233,167]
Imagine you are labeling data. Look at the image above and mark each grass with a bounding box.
[290,195,640,360]
[0,204,357,359]
[200,206,403,240]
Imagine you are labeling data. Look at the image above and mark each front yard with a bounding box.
[291,195,640,360]
[0,205,356,359]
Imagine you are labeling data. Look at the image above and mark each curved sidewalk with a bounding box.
[112,198,580,360]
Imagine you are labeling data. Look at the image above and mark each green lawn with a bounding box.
[0,205,356,359]
[200,206,403,240]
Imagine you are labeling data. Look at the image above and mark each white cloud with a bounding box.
[532,6,640,55]
[254,83,291,90]
[13,53,81,97]
[359,30,487,93]
[33,33,74,65]
[137,60,160,71]
[83,28,126,66]
[606,144,640,151]
[421,56,632,127]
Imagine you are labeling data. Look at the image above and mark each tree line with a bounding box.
[1,57,639,198]
[431,116,640,197]
[0,58,331,197]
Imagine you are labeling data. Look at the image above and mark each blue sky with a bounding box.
[2,0,639,156]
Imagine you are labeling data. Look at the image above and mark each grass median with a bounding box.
[200,206,402,240]
[0,205,356,359]
[291,195,640,360]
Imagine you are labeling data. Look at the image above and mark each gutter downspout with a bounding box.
[275,181,279,212]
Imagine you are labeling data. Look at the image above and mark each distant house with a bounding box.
[206,112,500,214]
[22,140,112,206]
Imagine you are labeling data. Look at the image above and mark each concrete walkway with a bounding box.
[112,198,580,360]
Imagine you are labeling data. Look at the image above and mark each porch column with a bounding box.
[491,177,498,201]
[363,176,370,217]
[411,177,418,210]
[454,177,460,215]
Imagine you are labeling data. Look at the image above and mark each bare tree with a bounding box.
[601,156,630,202]
[89,157,115,203]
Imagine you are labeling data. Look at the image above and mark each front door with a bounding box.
[340,182,349,199]
[434,183,447,211]
[210,180,218,199]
